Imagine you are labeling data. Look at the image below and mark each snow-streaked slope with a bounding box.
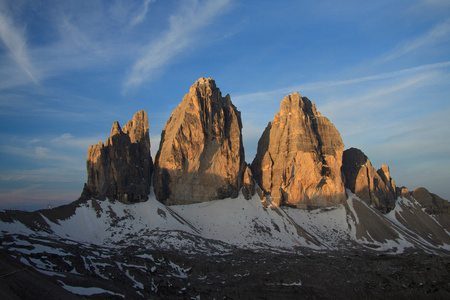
[1,189,449,254]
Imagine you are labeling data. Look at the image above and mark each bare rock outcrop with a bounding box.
[251,92,346,208]
[81,110,153,204]
[242,166,255,200]
[412,187,450,215]
[377,164,397,196]
[153,78,246,205]
[400,187,412,200]
[342,147,396,213]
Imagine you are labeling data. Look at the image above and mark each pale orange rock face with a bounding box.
[251,92,346,208]
[400,187,412,200]
[153,78,247,205]
[82,110,153,204]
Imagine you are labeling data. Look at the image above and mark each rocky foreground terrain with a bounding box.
[0,236,449,300]
[1,192,449,299]
[1,78,449,299]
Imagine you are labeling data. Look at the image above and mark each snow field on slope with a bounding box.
[44,191,355,251]
[9,188,447,253]
[171,193,352,250]
[385,196,450,252]
[46,196,199,245]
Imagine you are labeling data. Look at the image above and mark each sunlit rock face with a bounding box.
[251,92,347,209]
[81,110,153,204]
[342,147,396,213]
[153,78,247,205]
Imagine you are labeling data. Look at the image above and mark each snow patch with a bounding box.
[57,280,124,297]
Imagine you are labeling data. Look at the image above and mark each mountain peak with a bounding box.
[153,78,247,205]
[278,92,319,117]
[193,77,216,87]
[81,110,153,204]
[110,121,122,136]
[252,91,346,208]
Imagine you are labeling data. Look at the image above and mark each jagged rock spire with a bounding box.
[81,110,153,204]
[153,77,248,205]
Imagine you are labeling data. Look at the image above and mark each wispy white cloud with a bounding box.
[50,133,103,150]
[0,184,80,209]
[123,0,231,92]
[0,145,79,165]
[381,18,450,63]
[234,60,450,168]
[423,0,450,6]
[318,72,435,119]
[0,168,81,183]
[0,1,137,90]
[0,2,38,84]
[360,107,450,193]
[233,61,450,105]
[130,0,155,27]
[0,132,104,168]
[0,0,233,93]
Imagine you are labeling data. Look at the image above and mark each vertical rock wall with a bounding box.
[153,78,247,205]
[251,92,346,208]
[342,147,396,213]
[81,111,153,203]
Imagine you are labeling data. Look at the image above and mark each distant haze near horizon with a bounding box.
[1,0,449,210]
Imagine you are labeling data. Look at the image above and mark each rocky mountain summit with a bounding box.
[1,77,449,299]
[77,78,448,217]
[412,187,450,215]
[153,77,248,205]
[251,92,346,208]
[81,110,153,204]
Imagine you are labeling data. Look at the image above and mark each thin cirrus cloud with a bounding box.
[232,61,450,107]
[380,18,450,63]
[129,0,155,27]
[122,0,231,92]
[0,168,82,183]
[0,144,79,166]
[0,0,231,93]
[0,4,38,85]
[234,60,450,166]
[0,132,102,169]
[0,185,80,208]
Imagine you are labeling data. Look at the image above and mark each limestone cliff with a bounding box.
[342,147,396,213]
[242,165,255,200]
[153,78,247,205]
[81,110,153,203]
[251,92,346,208]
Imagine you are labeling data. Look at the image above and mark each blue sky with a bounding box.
[0,0,449,210]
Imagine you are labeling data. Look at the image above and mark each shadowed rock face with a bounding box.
[251,92,346,208]
[242,165,255,200]
[81,110,153,204]
[153,78,247,205]
[412,187,450,215]
[342,147,396,213]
